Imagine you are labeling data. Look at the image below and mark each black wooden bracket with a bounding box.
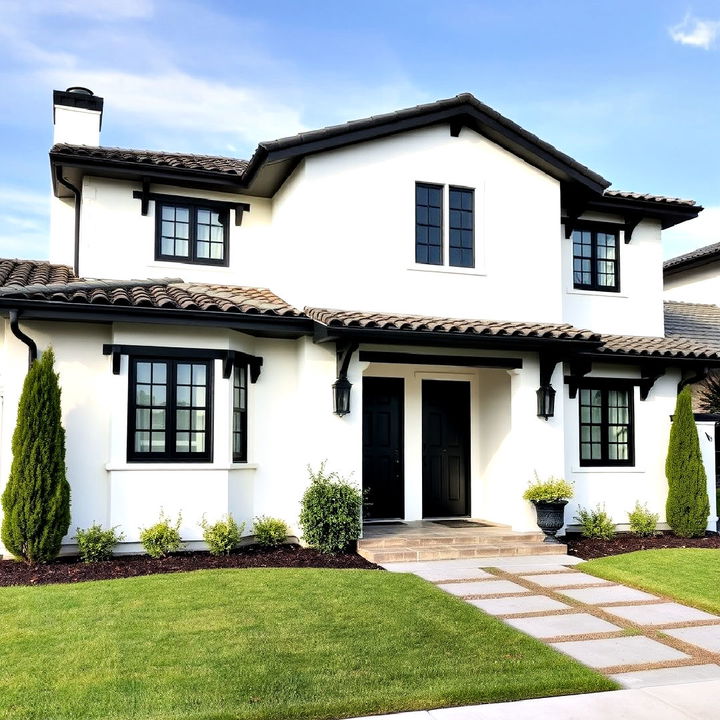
[336,341,359,381]
[222,350,262,382]
[450,119,463,137]
[679,365,710,392]
[565,358,592,399]
[639,364,666,400]
[539,354,561,387]
[234,203,251,227]
[563,196,590,240]
[623,212,642,244]
[103,344,122,374]
[139,178,150,216]
[132,189,250,226]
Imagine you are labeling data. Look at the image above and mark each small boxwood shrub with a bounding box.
[523,474,574,503]
[627,501,659,537]
[299,462,362,553]
[75,523,124,562]
[253,516,288,548]
[574,504,615,539]
[139,511,184,558]
[200,513,245,555]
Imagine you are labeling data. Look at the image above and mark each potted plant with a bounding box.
[523,474,574,543]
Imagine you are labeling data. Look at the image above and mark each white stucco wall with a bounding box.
[664,263,720,304]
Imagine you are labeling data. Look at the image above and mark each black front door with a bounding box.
[362,378,404,519]
[422,380,470,517]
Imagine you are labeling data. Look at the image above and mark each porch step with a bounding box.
[358,541,567,564]
[357,532,544,549]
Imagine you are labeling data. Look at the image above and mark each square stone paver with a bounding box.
[551,635,689,669]
[559,585,659,605]
[505,612,620,639]
[664,625,720,652]
[600,602,719,627]
[501,564,579,575]
[522,572,612,588]
[436,580,529,597]
[414,567,493,582]
[469,594,570,616]
[611,663,720,689]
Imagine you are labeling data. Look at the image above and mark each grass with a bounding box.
[0,568,615,720]
[582,548,720,614]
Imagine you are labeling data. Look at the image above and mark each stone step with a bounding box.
[358,541,567,564]
[357,532,545,549]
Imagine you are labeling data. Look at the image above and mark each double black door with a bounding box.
[422,380,470,517]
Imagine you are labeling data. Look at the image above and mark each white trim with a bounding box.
[566,288,629,299]
[571,466,645,474]
[106,463,258,471]
[407,265,487,277]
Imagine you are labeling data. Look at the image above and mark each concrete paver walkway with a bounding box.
[375,554,720,719]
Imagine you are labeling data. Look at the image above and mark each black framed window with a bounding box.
[129,358,213,462]
[157,202,228,266]
[415,183,443,265]
[572,226,619,291]
[232,364,248,462]
[579,386,634,466]
[449,187,474,268]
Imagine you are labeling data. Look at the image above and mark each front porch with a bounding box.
[357,520,567,564]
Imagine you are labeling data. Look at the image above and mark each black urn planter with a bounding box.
[532,500,568,543]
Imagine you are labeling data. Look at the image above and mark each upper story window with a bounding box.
[572,225,619,292]
[578,385,634,466]
[156,201,228,266]
[128,358,213,462]
[415,183,475,269]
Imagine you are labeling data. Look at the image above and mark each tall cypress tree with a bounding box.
[1,348,71,563]
[665,385,710,538]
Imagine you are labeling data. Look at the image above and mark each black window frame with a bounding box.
[448,185,475,268]
[155,200,230,267]
[572,223,620,292]
[578,382,635,467]
[232,362,248,463]
[128,357,214,463]
[415,182,444,266]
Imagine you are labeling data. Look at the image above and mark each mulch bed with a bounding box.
[565,532,720,560]
[0,545,380,587]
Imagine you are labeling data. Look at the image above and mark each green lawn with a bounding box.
[582,549,720,614]
[0,568,615,720]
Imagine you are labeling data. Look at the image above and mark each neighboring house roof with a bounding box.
[665,301,720,349]
[603,191,697,208]
[664,242,720,275]
[597,333,720,359]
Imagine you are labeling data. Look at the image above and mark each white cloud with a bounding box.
[669,14,720,50]
[0,186,50,259]
[13,0,154,20]
[663,206,720,259]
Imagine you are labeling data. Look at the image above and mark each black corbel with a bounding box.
[139,178,150,216]
[450,119,463,137]
[539,354,561,387]
[336,341,359,381]
[563,195,590,240]
[678,366,710,392]
[234,203,251,227]
[102,344,122,374]
[639,364,666,400]
[222,350,263,382]
[564,358,592,399]
[623,212,642,244]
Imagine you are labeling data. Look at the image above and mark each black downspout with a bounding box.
[9,310,38,368]
[55,166,82,276]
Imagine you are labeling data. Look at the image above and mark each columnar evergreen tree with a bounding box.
[1,348,71,562]
[665,385,710,538]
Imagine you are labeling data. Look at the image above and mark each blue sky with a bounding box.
[1,0,719,260]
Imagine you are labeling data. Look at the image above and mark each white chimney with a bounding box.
[53,87,104,146]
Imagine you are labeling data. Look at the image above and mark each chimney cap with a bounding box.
[65,86,94,96]
[53,88,104,117]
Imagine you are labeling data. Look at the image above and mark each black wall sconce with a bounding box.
[333,341,358,417]
[536,384,556,420]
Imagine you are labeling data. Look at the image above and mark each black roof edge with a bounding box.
[587,196,702,228]
[664,247,720,277]
[576,351,720,367]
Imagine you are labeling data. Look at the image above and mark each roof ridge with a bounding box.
[52,143,248,163]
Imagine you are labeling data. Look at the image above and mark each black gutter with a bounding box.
[54,166,82,275]
[9,310,38,368]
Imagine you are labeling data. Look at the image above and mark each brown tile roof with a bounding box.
[306,307,601,341]
[664,242,720,272]
[0,259,299,316]
[604,190,697,208]
[597,333,720,359]
[665,301,720,349]
[51,144,248,176]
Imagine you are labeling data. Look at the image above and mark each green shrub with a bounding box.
[299,462,362,553]
[1,348,71,564]
[574,504,615,539]
[666,386,710,538]
[200,514,245,555]
[75,523,124,562]
[139,511,184,558]
[253,516,288,548]
[523,473,574,503]
[627,501,659,537]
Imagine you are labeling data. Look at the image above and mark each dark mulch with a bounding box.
[565,532,720,560]
[0,545,380,587]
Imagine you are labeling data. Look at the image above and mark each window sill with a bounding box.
[566,288,627,298]
[407,265,487,277]
[106,463,258,471]
[148,261,232,272]
[570,466,644,474]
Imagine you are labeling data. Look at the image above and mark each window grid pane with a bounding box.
[157,203,228,266]
[133,361,168,454]
[175,363,209,455]
[449,187,474,268]
[579,386,633,466]
[233,364,248,462]
[572,227,618,291]
[415,183,443,265]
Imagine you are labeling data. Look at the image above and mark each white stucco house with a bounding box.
[0,87,717,556]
